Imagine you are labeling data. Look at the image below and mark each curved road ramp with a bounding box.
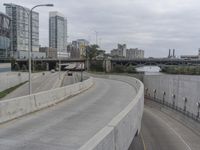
[0,75,144,150]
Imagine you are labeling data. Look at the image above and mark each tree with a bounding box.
[85,44,99,61]
[126,65,136,73]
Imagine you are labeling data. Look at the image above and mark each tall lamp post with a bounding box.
[29,4,53,94]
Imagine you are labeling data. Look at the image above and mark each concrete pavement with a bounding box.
[0,77,137,150]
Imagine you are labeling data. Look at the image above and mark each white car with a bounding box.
[51,69,55,73]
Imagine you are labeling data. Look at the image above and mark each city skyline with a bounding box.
[1,0,200,57]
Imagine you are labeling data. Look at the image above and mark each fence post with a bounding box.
[163,91,166,104]
[145,88,148,97]
[183,97,187,112]
[172,94,175,108]
[197,102,200,118]
[153,89,156,101]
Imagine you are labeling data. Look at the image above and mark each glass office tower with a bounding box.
[5,3,39,56]
[49,11,68,57]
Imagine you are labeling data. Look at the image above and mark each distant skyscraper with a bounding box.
[118,44,127,57]
[49,11,68,57]
[111,44,127,58]
[4,3,39,56]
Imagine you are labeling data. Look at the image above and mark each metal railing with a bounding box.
[145,94,200,123]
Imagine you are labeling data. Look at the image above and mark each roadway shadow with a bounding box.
[128,133,144,150]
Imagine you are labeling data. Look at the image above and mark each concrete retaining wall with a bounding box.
[143,75,200,118]
[0,72,45,92]
[0,72,28,92]
[79,75,144,150]
[0,77,93,124]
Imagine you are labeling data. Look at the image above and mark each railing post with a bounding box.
[145,88,148,96]
[163,91,166,104]
[153,89,156,101]
[172,94,175,108]
[197,102,200,118]
[183,97,187,112]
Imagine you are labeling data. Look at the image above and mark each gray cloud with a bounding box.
[1,0,200,57]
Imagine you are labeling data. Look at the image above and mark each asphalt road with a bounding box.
[2,72,65,100]
[0,77,136,150]
[130,99,200,150]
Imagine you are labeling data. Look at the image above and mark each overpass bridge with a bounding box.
[3,57,200,71]
[111,58,200,67]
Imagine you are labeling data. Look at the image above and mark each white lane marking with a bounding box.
[146,108,192,150]
[140,132,147,150]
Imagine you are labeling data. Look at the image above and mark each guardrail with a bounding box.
[145,95,200,122]
[0,77,94,124]
[79,75,144,150]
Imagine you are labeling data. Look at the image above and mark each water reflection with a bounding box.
[136,66,163,75]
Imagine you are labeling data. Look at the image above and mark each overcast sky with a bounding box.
[1,0,200,57]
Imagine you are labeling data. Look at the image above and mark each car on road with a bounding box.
[67,71,73,76]
[51,69,55,73]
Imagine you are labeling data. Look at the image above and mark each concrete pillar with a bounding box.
[85,60,90,71]
[46,63,49,71]
[104,59,111,73]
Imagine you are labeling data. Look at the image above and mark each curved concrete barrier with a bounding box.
[79,75,144,150]
[0,77,94,124]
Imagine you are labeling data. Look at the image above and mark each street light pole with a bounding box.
[29,4,53,94]
[95,31,98,45]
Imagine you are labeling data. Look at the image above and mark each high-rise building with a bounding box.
[0,12,11,58]
[39,47,57,59]
[69,39,89,59]
[118,44,127,57]
[111,44,127,58]
[4,3,39,57]
[76,39,89,57]
[126,48,144,59]
[111,44,144,59]
[49,11,68,57]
